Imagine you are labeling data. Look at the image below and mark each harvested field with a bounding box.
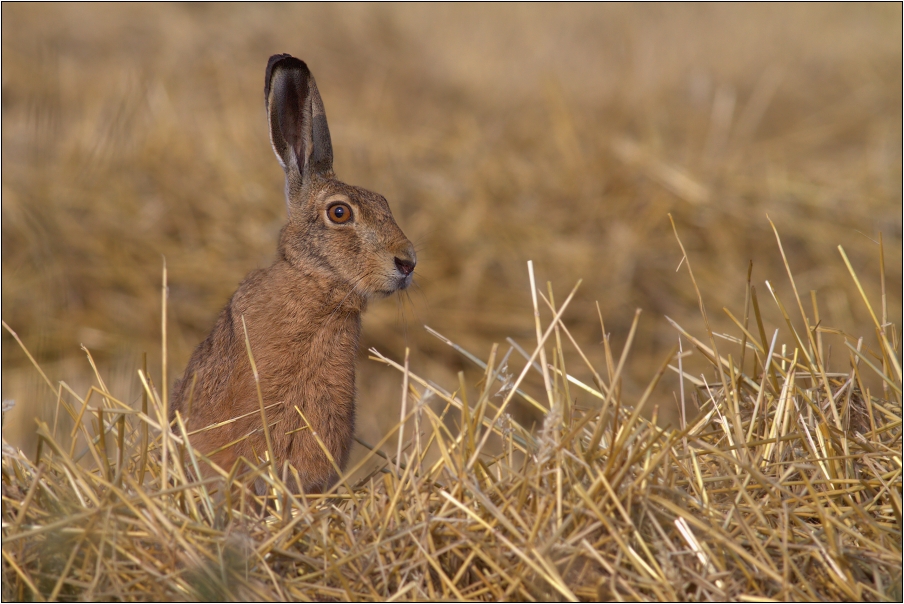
[2,4,902,601]
[3,243,901,600]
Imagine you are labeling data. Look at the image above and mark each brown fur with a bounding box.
[170,55,416,493]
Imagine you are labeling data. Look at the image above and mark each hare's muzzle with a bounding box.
[393,251,417,290]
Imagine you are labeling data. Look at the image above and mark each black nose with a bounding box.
[394,257,416,276]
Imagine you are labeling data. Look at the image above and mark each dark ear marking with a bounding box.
[265,54,334,182]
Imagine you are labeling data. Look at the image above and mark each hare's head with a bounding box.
[265,54,416,299]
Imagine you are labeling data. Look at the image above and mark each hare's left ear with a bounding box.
[265,54,334,183]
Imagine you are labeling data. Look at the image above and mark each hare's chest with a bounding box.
[255,315,359,392]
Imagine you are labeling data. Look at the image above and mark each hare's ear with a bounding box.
[265,54,334,183]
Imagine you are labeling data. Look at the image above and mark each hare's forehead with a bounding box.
[317,185,391,213]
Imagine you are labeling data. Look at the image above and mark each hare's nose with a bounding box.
[394,256,416,276]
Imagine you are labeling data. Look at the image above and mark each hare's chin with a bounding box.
[373,275,412,298]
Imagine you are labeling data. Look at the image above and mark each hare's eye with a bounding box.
[327,203,353,224]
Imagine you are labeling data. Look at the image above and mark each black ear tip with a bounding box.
[269,53,294,63]
[265,54,310,100]
[267,53,301,70]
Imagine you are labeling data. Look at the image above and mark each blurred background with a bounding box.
[3,4,901,455]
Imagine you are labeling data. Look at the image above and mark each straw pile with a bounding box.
[3,225,901,601]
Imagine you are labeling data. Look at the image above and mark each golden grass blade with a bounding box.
[239,315,277,486]
[844,340,903,395]
[160,260,170,493]
[425,326,546,414]
[528,260,554,411]
[839,245,903,383]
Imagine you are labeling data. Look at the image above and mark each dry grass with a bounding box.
[1,5,902,601]
[2,5,901,451]
[3,228,901,601]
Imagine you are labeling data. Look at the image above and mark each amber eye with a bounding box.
[327,203,353,224]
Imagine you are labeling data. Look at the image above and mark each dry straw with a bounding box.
[2,226,901,602]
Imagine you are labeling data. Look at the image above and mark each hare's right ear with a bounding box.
[265,54,334,185]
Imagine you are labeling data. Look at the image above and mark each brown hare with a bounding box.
[170,54,416,494]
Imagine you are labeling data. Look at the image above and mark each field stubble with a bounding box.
[1,4,902,601]
[3,4,901,443]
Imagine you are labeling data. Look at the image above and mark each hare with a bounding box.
[170,54,416,494]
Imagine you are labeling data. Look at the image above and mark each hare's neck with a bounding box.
[230,261,362,420]
[237,260,364,362]
[261,259,367,328]
[293,263,368,317]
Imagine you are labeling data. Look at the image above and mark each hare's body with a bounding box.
[171,55,415,493]
[171,258,362,491]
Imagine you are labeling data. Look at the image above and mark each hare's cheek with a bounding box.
[324,228,361,259]
[356,260,395,297]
